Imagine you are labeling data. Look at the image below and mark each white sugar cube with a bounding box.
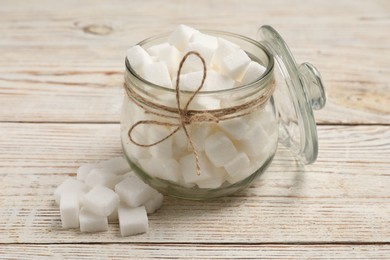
[121,127,150,161]
[179,153,213,184]
[83,186,119,216]
[142,62,173,88]
[172,71,205,92]
[196,166,227,189]
[144,192,164,214]
[99,157,131,175]
[187,123,213,152]
[190,32,218,50]
[220,49,251,81]
[168,24,199,51]
[118,205,149,237]
[181,42,214,73]
[205,132,238,167]
[203,70,235,91]
[211,37,240,70]
[60,193,80,229]
[54,178,88,205]
[224,152,251,178]
[76,163,97,181]
[139,157,181,183]
[147,43,181,77]
[147,125,173,158]
[126,45,153,72]
[240,61,266,85]
[79,207,108,233]
[239,124,269,157]
[84,168,124,190]
[115,176,158,207]
[218,117,250,140]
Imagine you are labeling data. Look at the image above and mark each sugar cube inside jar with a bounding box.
[121,25,325,199]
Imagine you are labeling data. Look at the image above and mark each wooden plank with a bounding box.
[0,123,389,243]
[1,244,390,259]
[0,0,389,124]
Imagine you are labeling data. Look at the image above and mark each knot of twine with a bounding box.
[125,51,275,176]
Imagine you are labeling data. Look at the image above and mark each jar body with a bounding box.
[121,31,278,199]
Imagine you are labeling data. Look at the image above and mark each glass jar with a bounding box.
[121,26,326,200]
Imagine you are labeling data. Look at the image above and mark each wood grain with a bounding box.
[1,244,390,259]
[0,0,389,124]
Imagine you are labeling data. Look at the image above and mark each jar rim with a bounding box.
[125,29,275,95]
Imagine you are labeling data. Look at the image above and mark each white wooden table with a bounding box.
[1,0,389,258]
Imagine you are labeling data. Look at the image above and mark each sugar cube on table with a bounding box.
[144,192,164,214]
[240,61,266,85]
[54,178,88,205]
[84,168,124,190]
[168,24,199,51]
[83,186,119,217]
[79,207,108,233]
[218,117,250,141]
[60,193,80,229]
[115,176,158,207]
[142,61,173,88]
[220,49,251,81]
[98,157,131,175]
[139,157,181,183]
[76,163,97,181]
[118,205,149,237]
[147,43,181,77]
[126,45,153,72]
[205,132,238,167]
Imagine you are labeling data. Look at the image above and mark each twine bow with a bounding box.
[128,51,210,176]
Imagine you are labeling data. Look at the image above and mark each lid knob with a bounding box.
[298,62,326,110]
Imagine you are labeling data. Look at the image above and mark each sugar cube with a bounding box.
[126,45,153,72]
[187,123,213,152]
[118,205,149,237]
[84,168,124,190]
[204,132,238,167]
[142,62,173,88]
[60,193,80,229]
[220,49,251,81]
[240,61,266,85]
[168,24,199,51]
[218,117,250,140]
[224,152,251,178]
[139,157,181,183]
[147,43,181,76]
[115,176,158,207]
[196,166,227,189]
[190,32,218,50]
[239,124,269,157]
[76,163,97,181]
[203,70,235,91]
[79,207,108,233]
[99,157,131,175]
[144,192,164,214]
[179,153,213,184]
[54,178,88,205]
[211,37,240,70]
[181,42,214,73]
[83,186,119,216]
[147,125,173,158]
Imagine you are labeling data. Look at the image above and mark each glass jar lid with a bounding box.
[257,25,326,164]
